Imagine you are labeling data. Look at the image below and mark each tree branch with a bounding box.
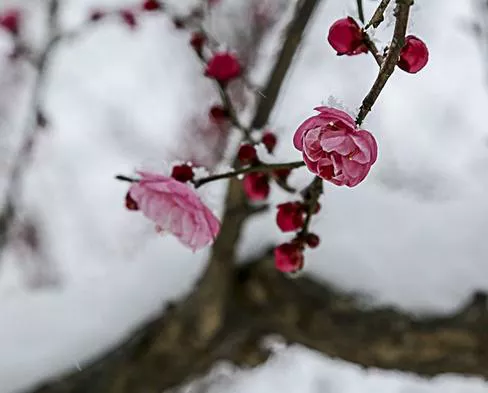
[0,0,60,254]
[194,161,305,188]
[365,0,392,29]
[251,0,322,130]
[356,0,413,126]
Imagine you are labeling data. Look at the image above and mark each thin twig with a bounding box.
[194,161,305,187]
[356,0,365,24]
[298,176,322,237]
[365,0,392,29]
[0,0,61,253]
[356,0,413,126]
[362,33,383,66]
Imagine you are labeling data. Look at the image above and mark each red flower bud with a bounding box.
[273,168,291,180]
[89,10,105,22]
[171,164,194,182]
[305,233,320,248]
[190,32,206,53]
[142,0,162,11]
[205,52,241,83]
[276,202,305,232]
[120,10,137,29]
[261,131,277,153]
[327,17,367,56]
[209,105,229,123]
[238,144,257,164]
[125,191,139,210]
[274,242,304,273]
[243,172,270,201]
[0,9,21,36]
[398,35,429,74]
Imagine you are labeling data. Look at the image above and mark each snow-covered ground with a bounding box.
[0,0,487,392]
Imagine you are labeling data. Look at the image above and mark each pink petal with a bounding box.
[320,133,355,155]
[314,106,356,129]
[351,130,377,164]
[293,115,324,150]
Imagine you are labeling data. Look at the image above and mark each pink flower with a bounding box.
[293,106,377,187]
[327,17,367,56]
[398,35,429,74]
[128,171,220,251]
[0,9,21,36]
[205,52,241,83]
[274,242,304,273]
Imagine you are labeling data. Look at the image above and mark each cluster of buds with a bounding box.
[88,0,163,30]
[327,16,429,73]
[273,197,321,273]
[236,132,283,201]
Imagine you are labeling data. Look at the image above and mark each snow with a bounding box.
[182,344,488,393]
[0,0,488,392]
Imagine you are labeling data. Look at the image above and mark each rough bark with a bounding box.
[33,253,488,393]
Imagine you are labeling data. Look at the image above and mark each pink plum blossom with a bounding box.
[293,106,378,187]
[128,171,220,251]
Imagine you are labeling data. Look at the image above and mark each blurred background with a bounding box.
[1,0,488,392]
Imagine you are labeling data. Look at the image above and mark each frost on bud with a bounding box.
[0,9,21,36]
[89,10,105,22]
[327,17,367,56]
[261,132,277,153]
[171,164,194,182]
[125,191,139,210]
[243,172,270,201]
[305,233,320,248]
[209,105,229,123]
[398,35,429,74]
[274,242,304,273]
[276,202,305,232]
[238,144,257,164]
[120,10,137,29]
[142,0,162,11]
[205,52,242,83]
[190,32,206,54]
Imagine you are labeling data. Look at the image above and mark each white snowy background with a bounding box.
[0,0,488,392]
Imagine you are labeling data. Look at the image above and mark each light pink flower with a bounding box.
[128,171,220,251]
[293,106,378,187]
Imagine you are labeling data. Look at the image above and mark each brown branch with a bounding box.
[194,161,305,187]
[363,33,383,66]
[188,0,324,345]
[0,0,60,254]
[238,258,488,379]
[297,176,322,237]
[356,0,365,24]
[365,0,392,29]
[251,0,322,130]
[356,0,412,126]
